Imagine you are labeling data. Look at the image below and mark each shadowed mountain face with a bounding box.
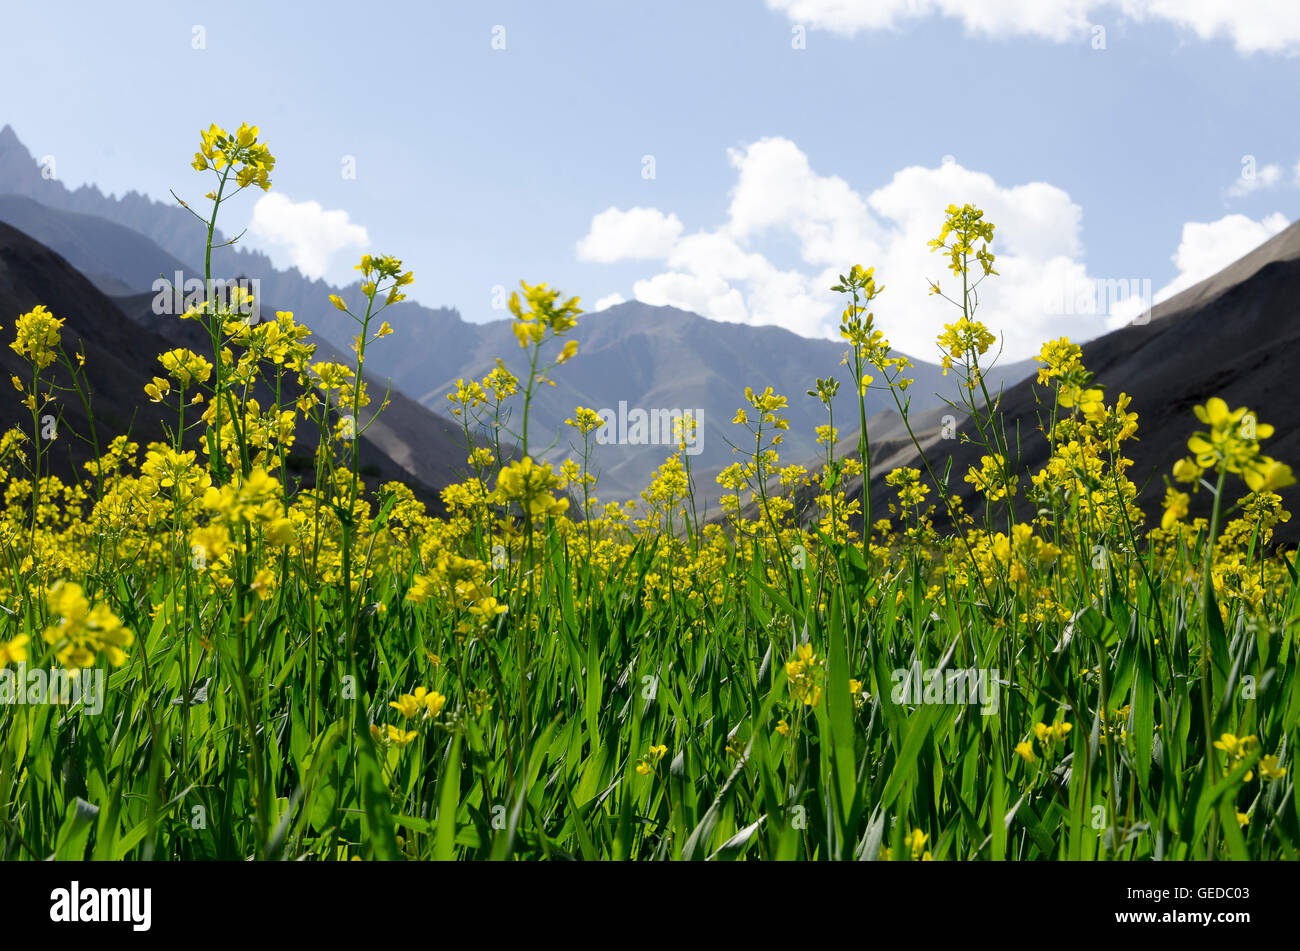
[796,220,1300,545]
[0,220,173,477]
[0,221,467,512]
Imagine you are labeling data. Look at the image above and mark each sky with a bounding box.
[2,0,1300,361]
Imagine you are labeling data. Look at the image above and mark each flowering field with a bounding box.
[0,124,1296,861]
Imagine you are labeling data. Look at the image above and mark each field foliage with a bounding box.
[0,125,1296,861]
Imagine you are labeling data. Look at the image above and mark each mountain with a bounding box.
[817,219,1300,545]
[0,123,458,332]
[0,220,465,512]
[0,124,1033,503]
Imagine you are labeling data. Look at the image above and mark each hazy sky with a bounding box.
[3,0,1299,359]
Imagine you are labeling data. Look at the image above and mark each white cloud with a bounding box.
[577,137,1125,360]
[575,207,684,262]
[593,293,626,311]
[245,193,369,280]
[1135,0,1300,56]
[725,138,879,263]
[634,271,753,325]
[862,161,1102,357]
[766,0,1300,54]
[1153,211,1290,301]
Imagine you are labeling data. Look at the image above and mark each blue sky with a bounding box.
[2,0,1299,359]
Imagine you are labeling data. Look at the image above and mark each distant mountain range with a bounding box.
[0,124,1033,506]
[0,125,355,321]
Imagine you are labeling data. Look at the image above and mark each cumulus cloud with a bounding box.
[593,293,626,311]
[579,138,1133,360]
[765,0,1300,54]
[245,193,369,280]
[1152,212,1290,302]
[575,207,684,262]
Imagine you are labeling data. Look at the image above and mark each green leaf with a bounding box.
[357,732,400,861]
[53,797,99,861]
[435,733,463,861]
